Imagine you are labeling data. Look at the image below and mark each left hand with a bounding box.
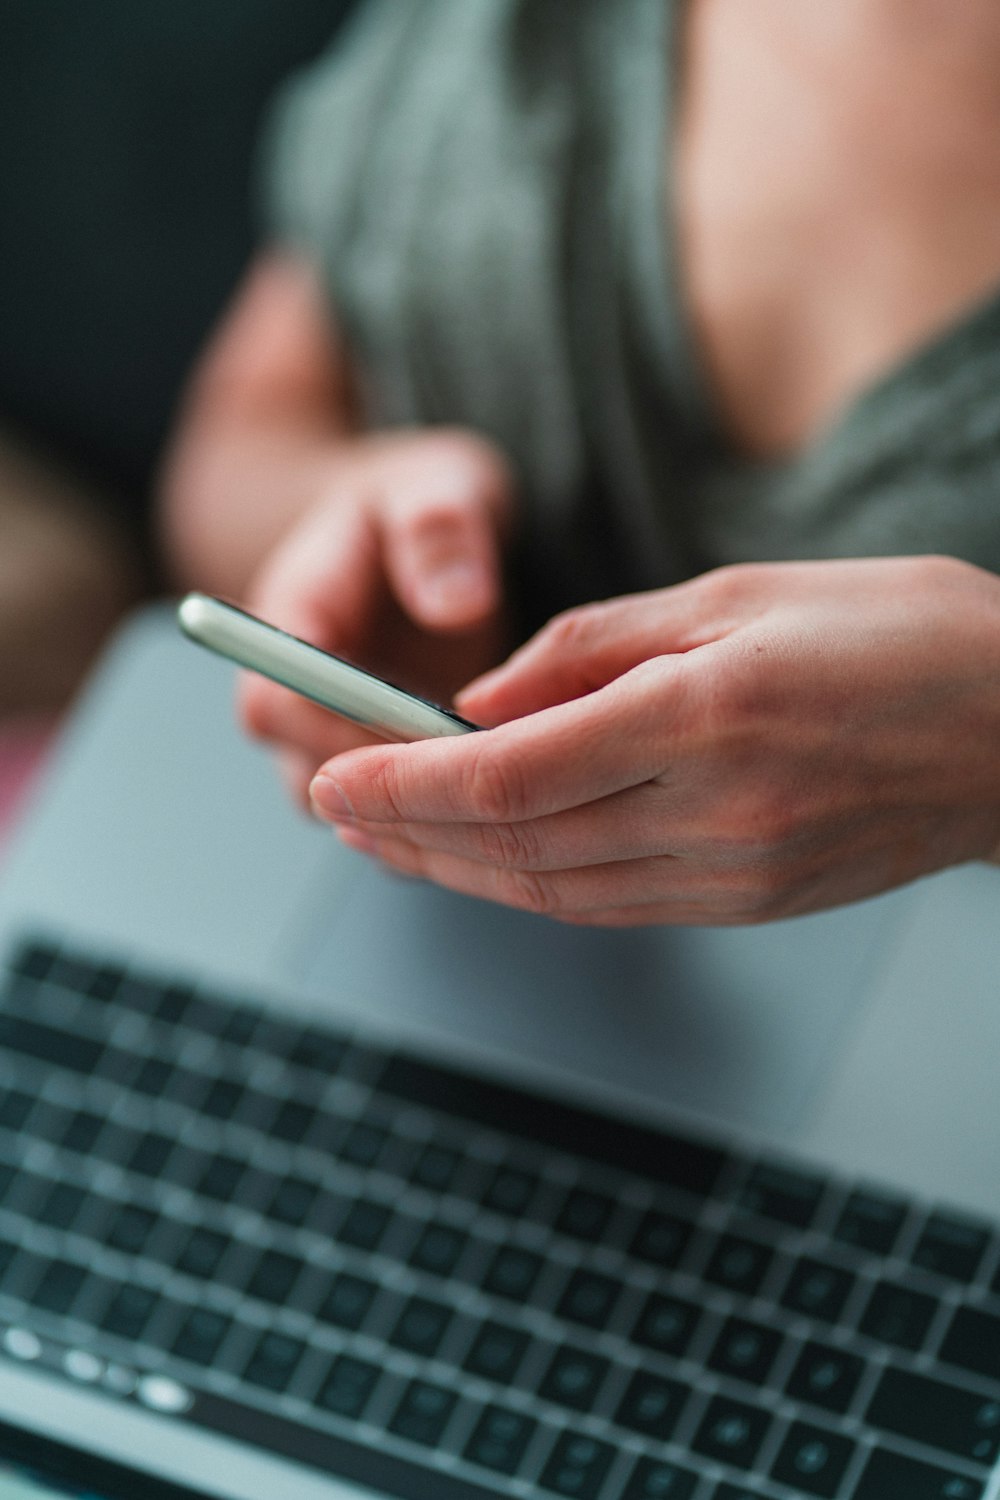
[308,556,1000,925]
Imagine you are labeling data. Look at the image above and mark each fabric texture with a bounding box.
[262,0,1000,623]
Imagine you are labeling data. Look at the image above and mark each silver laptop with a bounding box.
[0,604,997,1500]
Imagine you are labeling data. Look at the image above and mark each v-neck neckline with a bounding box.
[631,0,1000,479]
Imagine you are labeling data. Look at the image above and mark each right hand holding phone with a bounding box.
[239,427,514,799]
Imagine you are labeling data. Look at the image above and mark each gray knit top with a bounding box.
[263,0,1000,625]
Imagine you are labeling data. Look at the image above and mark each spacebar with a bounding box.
[190,1388,508,1500]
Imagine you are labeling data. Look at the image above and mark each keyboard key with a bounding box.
[49,953,118,999]
[114,976,166,1015]
[855,1446,985,1500]
[940,1306,1000,1383]
[379,1054,728,1198]
[234,1088,282,1132]
[770,1420,855,1497]
[389,1295,453,1358]
[615,1369,689,1440]
[0,1087,33,1130]
[12,940,57,982]
[463,1319,531,1383]
[833,1189,907,1256]
[250,1016,306,1060]
[707,1316,783,1386]
[780,1256,855,1323]
[31,1259,87,1315]
[867,1366,1000,1464]
[692,1394,772,1471]
[482,1165,538,1217]
[0,1238,20,1284]
[413,1143,463,1194]
[130,1058,174,1097]
[100,1282,159,1341]
[632,1292,700,1358]
[858,1278,937,1351]
[245,1250,305,1306]
[555,1188,614,1243]
[784,1339,865,1414]
[0,1014,101,1074]
[338,1119,389,1168]
[219,1005,259,1046]
[196,1154,247,1203]
[265,1175,321,1227]
[316,1272,378,1332]
[539,1431,614,1498]
[389,1378,457,1447]
[243,1331,307,1392]
[127,1132,175,1178]
[288,1027,349,1076]
[702,1234,774,1297]
[338,1198,393,1253]
[464,1404,536,1476]
[555,1269,622,1331]
[200,1078,244,1120]
[737,1161,825,1229]
[27,1104,74,1146]
[269,1100,318,1145]
[481,1243,541,1302]
[60,1110,105,1154]
[175,1228,231,1281]
[0,1163,22,1208]
[623,1457,698,1500]
[155,984,194,1025]
[629,1210,693,1270]
[35,1181,88,1230]
[107,1203,160,1256]
[538,1345,610,1414]
[314,1354,380,1420]
[3,1168,43,1212]
[172,1306,231,1366]
[911,1213,991,1284]
[713,1487,762,1500]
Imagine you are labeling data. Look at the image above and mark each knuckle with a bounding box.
[720,852,803,923]
[499,866,558,917]
[426,428,513,500]
[365,755,408,821]
[476,817,543,870]
[536,601,608,656]
[693,562,757,608]
[461,739,531,823]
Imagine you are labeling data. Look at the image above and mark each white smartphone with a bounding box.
[177,593,480,742]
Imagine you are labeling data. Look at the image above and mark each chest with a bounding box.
[673,3,1000,460]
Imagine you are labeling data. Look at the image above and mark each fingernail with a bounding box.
[309,775,354,821]
[455,663,505,707]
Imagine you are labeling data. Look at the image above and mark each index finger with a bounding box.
[310,656,690,826]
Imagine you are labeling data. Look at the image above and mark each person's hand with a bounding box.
[239,427,514,802]
[306,556,1000,924]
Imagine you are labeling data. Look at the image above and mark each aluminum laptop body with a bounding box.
[0,606,996,1500]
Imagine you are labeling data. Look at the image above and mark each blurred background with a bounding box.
[0,0,360,838]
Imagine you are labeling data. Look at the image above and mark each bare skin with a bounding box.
[676,0,1000,458]
[310,556,1000,925]
[160,0,1000,920]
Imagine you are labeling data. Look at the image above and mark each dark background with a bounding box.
[0,1,359,525]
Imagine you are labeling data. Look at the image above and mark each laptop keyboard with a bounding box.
[0,938,997,1500]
